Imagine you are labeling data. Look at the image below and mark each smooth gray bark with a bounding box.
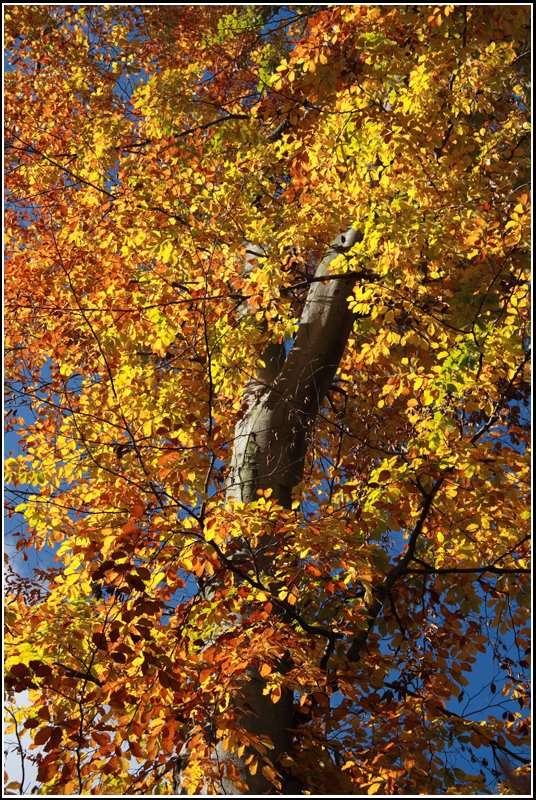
[227,227,363,509]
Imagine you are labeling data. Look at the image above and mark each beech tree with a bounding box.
[4,5,531,796]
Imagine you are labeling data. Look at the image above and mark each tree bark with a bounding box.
[227,226,363,509]
[176,226,363,794]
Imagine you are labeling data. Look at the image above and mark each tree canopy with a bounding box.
[4,5,531,796]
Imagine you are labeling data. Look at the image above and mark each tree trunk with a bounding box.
[228,226,363,509]
[176,226,363,794]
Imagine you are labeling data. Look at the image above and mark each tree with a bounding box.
[4,5,531,796]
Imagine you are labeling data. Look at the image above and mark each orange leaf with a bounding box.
[131,501,145,519]
[122,519,139,536]
[271,685,282,704]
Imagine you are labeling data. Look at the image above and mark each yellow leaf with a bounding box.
[142,419,153,436]
[262,764,277,782]
[422,390,434,405]
[147,571,165,591]
[368,780,383,794]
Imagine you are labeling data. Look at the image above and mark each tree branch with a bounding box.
[174,113,250,139]
[53,661,103,687]
[346,474,447,662]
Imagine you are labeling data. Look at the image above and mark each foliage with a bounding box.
[4,5,530,796]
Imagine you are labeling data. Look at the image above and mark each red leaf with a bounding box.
[33,726,54,745]
[131,501,145,519]
[122,519,139,536]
